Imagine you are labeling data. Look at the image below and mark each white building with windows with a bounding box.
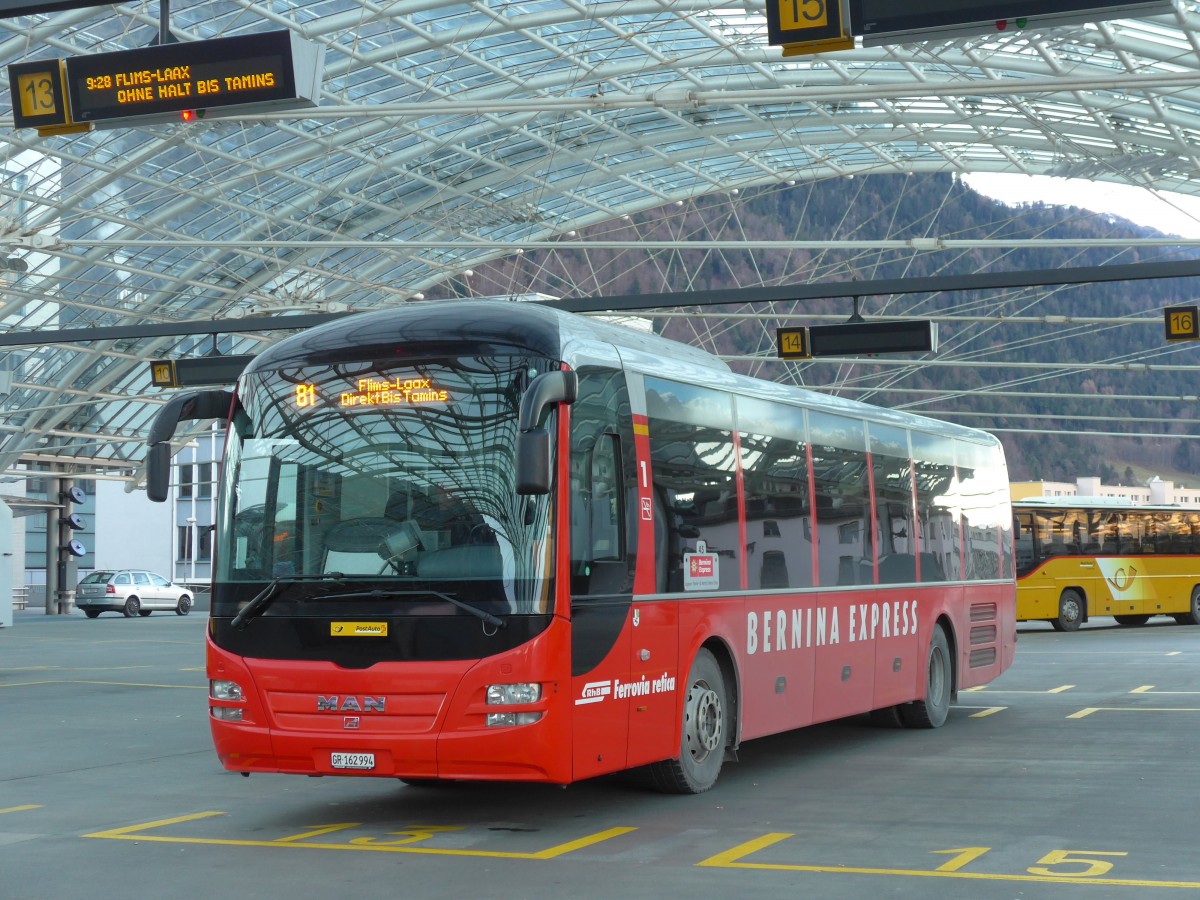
[1010,476,1200,506]
[6,428,221,611]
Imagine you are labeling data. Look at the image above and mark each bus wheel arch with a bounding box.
[647,640,738,794]
[900,617,955,729]
[1051,588,1085,632]
[1173,586,1200,625]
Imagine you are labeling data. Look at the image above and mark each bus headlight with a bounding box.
[210,679,244,701]
[486,712,543,727]
[486,682,542,727]
[486,683,540,705]
[211,706,244,722]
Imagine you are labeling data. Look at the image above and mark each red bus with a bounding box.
[146,301,1016,793]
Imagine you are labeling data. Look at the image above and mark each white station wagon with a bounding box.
[75,570,194,618]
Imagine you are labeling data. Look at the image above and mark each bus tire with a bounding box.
[1114,614,1151,626]
[1050,590,1084,632]
[648,648,727,794]
[1173,587,1200,625]
[900,625,951,729]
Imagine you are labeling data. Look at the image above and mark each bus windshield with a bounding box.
[214,354,558,618]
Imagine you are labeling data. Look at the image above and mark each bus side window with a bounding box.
[1014,511,1036,573]
[582,433,623,563]
[568,366,634,598]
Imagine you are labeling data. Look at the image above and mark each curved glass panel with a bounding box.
[215,354,557,617]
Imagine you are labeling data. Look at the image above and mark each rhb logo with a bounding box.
[575,681,612,705]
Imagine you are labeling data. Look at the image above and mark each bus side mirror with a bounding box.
[516,429,551,495]
[515,371,577,496]
[146,443,173,502]
[145,389,236,502]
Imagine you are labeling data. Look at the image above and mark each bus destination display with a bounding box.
[296,377,451,410]
[65,30,323,125]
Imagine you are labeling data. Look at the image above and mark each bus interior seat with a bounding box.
[759,550,789,589]
[417,545,502,579]
[878,553,917,584]
[322,517,422,575]
[918,552,946,582]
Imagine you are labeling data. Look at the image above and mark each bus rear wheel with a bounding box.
[648,648,727,794]
[1173,587,1200,625]
[1114,614,1151,626]
[1050,590,1083,632]
[900,625,952,729]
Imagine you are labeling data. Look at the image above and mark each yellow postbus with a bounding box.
[1014,499,1200,631]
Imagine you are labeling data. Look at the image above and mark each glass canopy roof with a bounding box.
[1,1,1199,482]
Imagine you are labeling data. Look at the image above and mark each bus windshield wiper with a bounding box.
[317,588,507,629]
[230,573,348,630]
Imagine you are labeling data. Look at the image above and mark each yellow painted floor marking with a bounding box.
[967,707,1006,718]
[0,805,42,815]
[963,685,1073,694]
[1069,707,1200,719]
[697,833,1200,888]
[1167,651,1181,657]
[84,812,635,859]
[1130,686,1200,695]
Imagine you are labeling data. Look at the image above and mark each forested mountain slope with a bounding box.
[428,173,1200,485]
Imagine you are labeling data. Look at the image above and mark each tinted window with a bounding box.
[809,412,869,587]
[738,397,813,590]
[870,423,916,585]
[646,378,739,593]
[568,367,634,598]
[911,431,957,582]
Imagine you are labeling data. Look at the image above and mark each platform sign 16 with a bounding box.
[1164,305,1199,342]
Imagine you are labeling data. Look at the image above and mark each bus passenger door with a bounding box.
[626,598,679,768]
[624,424,678,768]
[570,601,630,780]
[568,429,632,780]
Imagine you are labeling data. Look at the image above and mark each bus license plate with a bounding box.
[331,752,375,770]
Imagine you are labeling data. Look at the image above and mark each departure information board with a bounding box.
[65,30,322,125]
[848,0,1172,44]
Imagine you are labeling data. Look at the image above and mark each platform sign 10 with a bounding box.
[1164,305,1199,343]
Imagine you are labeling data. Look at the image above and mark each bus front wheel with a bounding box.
[1051,590,1083,632]
[648,648,727,794]
[900,625,951,729]
[1174,587,1200,625]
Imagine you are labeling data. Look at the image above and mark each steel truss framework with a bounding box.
[2,1,1200,480]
